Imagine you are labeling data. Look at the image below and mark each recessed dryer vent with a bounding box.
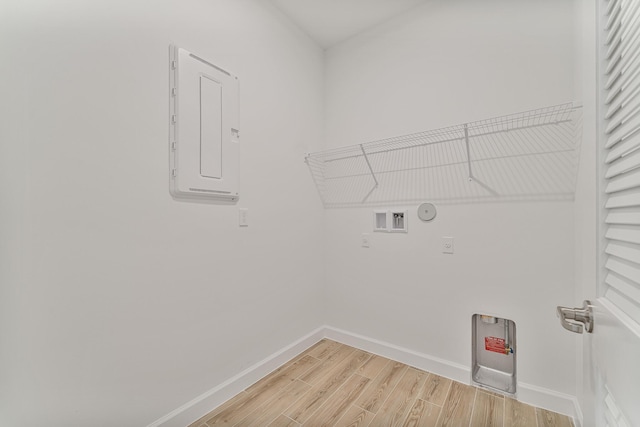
[472,314,516,395]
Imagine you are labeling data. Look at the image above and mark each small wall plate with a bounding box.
[417,203,437,221]
[373,210,388,232]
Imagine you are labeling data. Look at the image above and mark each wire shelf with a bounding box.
[305,102,583,207]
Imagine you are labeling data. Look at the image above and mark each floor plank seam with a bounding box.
[402,370,431,427]
[297,371,361,426]
[353,403,368,413]
[282,414,299,426]
[370,369,406,423]
[470,387,478,426]
[467,387,478,427]
[278,386,313,426]
[425,378,452,409]
[421,397,443,409]
[330,404,351,427]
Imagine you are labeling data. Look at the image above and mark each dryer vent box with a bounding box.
[169,45,239,203]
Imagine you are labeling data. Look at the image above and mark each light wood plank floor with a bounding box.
[188,340,574,427]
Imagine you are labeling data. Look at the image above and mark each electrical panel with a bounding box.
[169,45,239,203]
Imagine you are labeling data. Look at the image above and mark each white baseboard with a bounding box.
[322,326,471,384]
[146,326,326,427]
[148,325,581,426]
[517,382,581,424]
[573,400,584,427]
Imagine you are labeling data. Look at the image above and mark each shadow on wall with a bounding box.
[306,102,583,207]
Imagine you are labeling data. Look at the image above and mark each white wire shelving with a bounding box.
[305,102,583,208]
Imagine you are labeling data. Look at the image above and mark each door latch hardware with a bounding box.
[556,300,594,334]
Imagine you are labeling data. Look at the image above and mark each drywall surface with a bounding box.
[0,1,324,425]
[323,0,579,396]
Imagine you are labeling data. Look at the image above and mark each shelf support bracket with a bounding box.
[464,124,473,181]
[360,144,379,203]
[463,124,499,196]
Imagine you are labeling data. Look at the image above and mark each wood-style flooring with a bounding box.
[188,339,574,427]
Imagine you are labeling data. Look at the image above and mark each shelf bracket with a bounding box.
[464,124,473,181]
[360,144,379,203]
[464,124,499,196]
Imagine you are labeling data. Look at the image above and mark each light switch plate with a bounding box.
[239,208,248,227]
[362,233,371,248]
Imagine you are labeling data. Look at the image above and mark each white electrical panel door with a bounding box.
[169,46,239,202]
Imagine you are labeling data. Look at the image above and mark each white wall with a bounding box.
[0,1,325,426]
[323,0,580,399]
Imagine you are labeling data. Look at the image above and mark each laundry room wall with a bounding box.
[0,1,325,425]
[323,0,581,403]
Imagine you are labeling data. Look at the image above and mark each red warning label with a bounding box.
[485,337,506,354]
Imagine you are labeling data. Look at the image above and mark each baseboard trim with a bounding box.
[148,325,580,426]
[518,382,581,423]
[146,326,325,427]
[573,398,584,427]
[322,326,470,384]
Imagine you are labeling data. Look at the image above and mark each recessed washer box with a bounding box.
[373,210,408,233]
[169,45,239,203]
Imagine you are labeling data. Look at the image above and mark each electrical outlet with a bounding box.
[442,237,454,254]
[361,233,370,248]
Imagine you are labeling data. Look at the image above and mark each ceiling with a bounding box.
[269,0,429,49]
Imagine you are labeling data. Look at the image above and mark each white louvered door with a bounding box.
[589,0,640,426]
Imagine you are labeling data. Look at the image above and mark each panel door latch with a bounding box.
[556,300,594,334]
